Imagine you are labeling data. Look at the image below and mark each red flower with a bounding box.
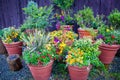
[111,35,115,39]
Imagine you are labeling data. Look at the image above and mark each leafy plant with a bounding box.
[22,30,58,65]
[108,9,120,29]
[91,15,105,29]
[66,38,103,67]
[52,0,74,10]
[74,7,95,28]
[21,1,53,31]
[97,25,120,45]
[2,27,22,43]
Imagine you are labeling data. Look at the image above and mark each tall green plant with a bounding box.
[108,9,120,29]
[21,1,53,31]
[74,7,95,28]
[52,0,74,10]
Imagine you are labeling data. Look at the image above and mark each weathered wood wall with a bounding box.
[0,0,120,28]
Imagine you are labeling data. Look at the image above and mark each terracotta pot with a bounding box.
[28,60,54,80]
[78,28,92,39]
[24,29,35,35]
[99,44,120,64]
[57,25,73,31]
[68,65,92,80]
[4,42,23,56]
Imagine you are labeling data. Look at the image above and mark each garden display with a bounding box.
[0,0,120,80]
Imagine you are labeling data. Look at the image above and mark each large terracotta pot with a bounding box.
[4,42,23,56]
[99,44,120,64]
[68,65,91,80]
[78,28,92,39]
[28,60,54,80]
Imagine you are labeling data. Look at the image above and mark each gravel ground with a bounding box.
[0,54,120,80]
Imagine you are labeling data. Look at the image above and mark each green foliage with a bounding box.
[74,7,95,28]
[97,25,120,44]
[52,0,74,10]
[72,38,103,67]
[108,9,120,29]
[21,1,53,31]
[22,30,58,65]
[0,29,4,38]
[91,15,105,29]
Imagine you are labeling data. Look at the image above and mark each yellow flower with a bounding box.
[59,42,66,49]
[80,60,83,64]
[106,29,110,32]
[70,59,75,65]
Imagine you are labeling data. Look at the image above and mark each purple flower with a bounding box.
[60,15,64,21]
[56,22,60,30]
[54,37,60,43]
[97,34,104,39]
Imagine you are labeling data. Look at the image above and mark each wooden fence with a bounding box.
[0,0,120,28]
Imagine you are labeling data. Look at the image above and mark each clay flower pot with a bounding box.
[63,25,73,31]
[78,28,92,39]
[99,44,120,64]
[24,29,35,35]
[57,25,73,31]
[68,65,92,80]
[28,60,54,80]
[4,42,23,56]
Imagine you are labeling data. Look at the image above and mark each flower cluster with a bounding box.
[22,30,59,65]
[97,25,120,45]
[66,48,84,65]
[50,30,78,55]
[66,38,103,67]
[2,27,21,43]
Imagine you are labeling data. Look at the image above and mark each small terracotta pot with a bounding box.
[78,28,92,39]
[28,60,54,80]
[99,44,120,64]
[24,29,35,35]
[4,42,23,56]
[68,65,92,80]
[57,25,73,31]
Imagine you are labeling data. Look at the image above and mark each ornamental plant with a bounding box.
[21,1,53,31]
[22,30,59,65]
[50,30,78,55]
[66,38,103,67]
[52,0,74,10]
[74,7,95,28]
[108,9,120,29]
[2,27,22,43]
[97,25,120,45]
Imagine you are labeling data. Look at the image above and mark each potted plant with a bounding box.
[108,9,120,29]
[52,0,74,31]
[2,27,23,56]
[55,13,74,31]
[21,1,53,33]
[22,30,58,80]
[97,25,120,64]
[66,38,103,80]
[74,7,97,39]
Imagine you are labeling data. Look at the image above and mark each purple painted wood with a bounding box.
[0,0,120,28]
